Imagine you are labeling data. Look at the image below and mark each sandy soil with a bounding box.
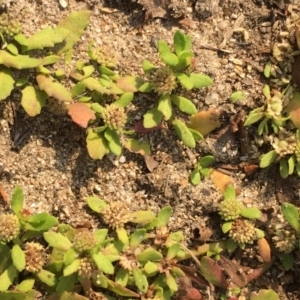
[1,0,300,299]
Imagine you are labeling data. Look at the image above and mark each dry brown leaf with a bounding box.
[0,185,9,205]
[144,155,159,172]
[210,170,235,193]
[186,109,222,136]
[257,238,271,263]
[295,20,300,50]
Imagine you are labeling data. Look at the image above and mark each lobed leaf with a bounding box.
[143,107,163,128]
[189,73,213,88]
[68,103,96,128]
[86,129,109,160]
[43,232,72,251]
[157,94,172,120]
[21,86,47,117]
[104,129,122,156]
[0,68,15,101]
[260,150,278,168]
[23,27,69,51]
[56,11,91,54]
[124,139,151,156]
[0,50,41,69]
[11,245,26,272]
[36,74,73,102]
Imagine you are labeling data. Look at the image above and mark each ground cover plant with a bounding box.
[0,1,300,299]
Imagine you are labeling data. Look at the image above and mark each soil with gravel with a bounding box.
[1,0,300,299]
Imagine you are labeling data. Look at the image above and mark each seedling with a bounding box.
[189,155,214,185]
[140,30,213,148]
[0,186,58,293]
[219,185,264,250]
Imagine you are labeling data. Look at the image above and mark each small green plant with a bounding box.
[218,185,264,250]
[140,30,213,148]
[0,186,58,295]
[189,155,214,185]
[272,203,300,270]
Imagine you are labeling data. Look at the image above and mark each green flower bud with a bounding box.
[0,214,20,243]
[24,242,47,273]
[101,104,127,131]
[229,219,257,244]
[151,66,177,95]
[73,230,97,253]
[219,198,244,221]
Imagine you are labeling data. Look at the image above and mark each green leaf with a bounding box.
[14,34,28,46]
[250,289,279,300]
[279,158,289,179]
[165,232,184,247]
[157,94,172,120]
[36,74,73,102]
[172,119,196,148]
[43,232,72,251]
[143,107,163,128]
[282,203,300,233]
[42,55,60,65]
[166,272,178,292]
[17,278,35,292]
[106,278,140,297]
[92,252,115,274]
[129,229,146,250]
[11,245,26,272]
[131,211,156,224]
[199,155,214,167]
[115,92,134,107]
[104,129,122,156]
[282,253,294,270]
[86,196,107,213]
[63,259,80,276]
[11,186,24,215]
[136,248,163,263]
[7,43,18,55]
[24,213,58,231]
[222,222,232,233]
[0,50,41,69]
[36,269,57,286]
[263,61,272,78]
[94,229,108,244]
[230,91,245,103]
[176,73,193,90]
[171,95,197,114]
[142,60,156,73]
[174,30,190,56]
[157,40,179,67]
[224,185,236,200]
[144,261,158,276]
[116,227,129,246]
[244,109,265,126]
[260,150,278,168]
[0,244,13,274]
[15,77,28,87]
[156,206,173,228]
[23,26,69,51]
[71,82,86,97]
[0,265,18,291]
[190,169,201,185]
[240,208,261,219]
[188,128,204,141]
[21,86,47,117]
[166,243,181,260]
[56,11,91,54]
[125,139,151,156]
[189,73,213,88]
[116,76,144,93]
[115,268,129,286]
[86,129,109,160]
[64,248,78,267]
[288,156,295,176]
[263,85,271,98]
[132,267,148,293]
[56,273,77,296]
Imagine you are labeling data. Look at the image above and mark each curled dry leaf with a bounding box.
[68,103,96,128]
[0,185,9,205]
[144,155,159,172]
[257,238,271,263]
[209,170,235,193]
[186,109,222,136]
